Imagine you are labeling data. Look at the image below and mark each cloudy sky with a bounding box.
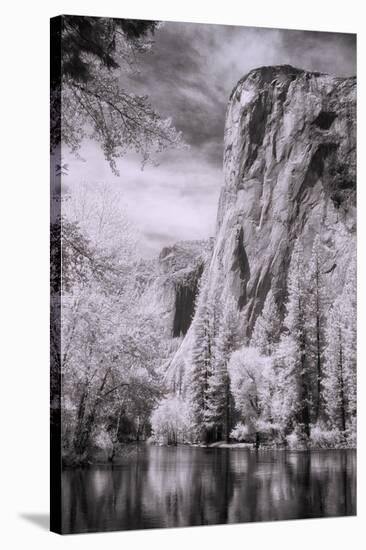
[65,21,356,257]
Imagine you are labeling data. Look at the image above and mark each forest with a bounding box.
[51,185,356,465]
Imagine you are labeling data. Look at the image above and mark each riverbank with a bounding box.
[63,440,357,467]
[192,441,253,449]
[191,441,357,451]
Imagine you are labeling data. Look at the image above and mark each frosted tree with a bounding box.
[206,296,240,442]
[323,299,348,436]
[272,334,299,438]
[62,276,169,462]
[304,235,328,421]
[51,16,183,173]
[251,289,281,356]
[58,191,174,463]
[151,396,191,445]
[63,182,139,265]
[228,346,273,448]
[323,253,356,442]
[281,239,314,440]
[247,289,282,436]
[189,271,216,443]
[342,254,357,431]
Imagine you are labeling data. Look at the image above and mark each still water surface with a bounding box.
[62,446,356,533]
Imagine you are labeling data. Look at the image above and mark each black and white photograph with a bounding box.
[50,14,356,535]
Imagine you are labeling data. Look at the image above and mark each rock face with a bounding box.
[140,240,209,338]
[168,64,356,379]
[216,64,356,333]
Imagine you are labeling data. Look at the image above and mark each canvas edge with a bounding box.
[50,14,63,535]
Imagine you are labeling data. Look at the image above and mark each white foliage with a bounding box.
[151,396,191,445]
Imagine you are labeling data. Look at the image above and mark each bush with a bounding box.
[309,424,343,448]
[286,426,309,449]
[230,422,249,442]
[151,395,191,445]
[94,428,114,452]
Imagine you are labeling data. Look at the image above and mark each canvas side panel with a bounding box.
[50,14,62,535]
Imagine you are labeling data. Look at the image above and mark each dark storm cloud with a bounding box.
[128,23,355,171]
[130,23,227,161]
[67,21,356,257]
[280,30,356,76]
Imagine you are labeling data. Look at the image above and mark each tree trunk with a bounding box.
[74,369,110,459]
[73,387,88,456]
[225,375,230,443]
[299,327,311,438]
[110,404,124,462]
[315,270,323,421]
[316,314,322,420]
[339,343,347,433]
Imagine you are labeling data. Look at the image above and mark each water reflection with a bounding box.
[61,447,356,534]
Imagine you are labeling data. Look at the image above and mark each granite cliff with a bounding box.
[168,64,356,384]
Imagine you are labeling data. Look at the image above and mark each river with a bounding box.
[61,446,356,534]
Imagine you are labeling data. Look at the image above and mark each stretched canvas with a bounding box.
[50,15,357,534]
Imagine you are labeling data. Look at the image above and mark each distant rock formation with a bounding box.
[139,240,210,338]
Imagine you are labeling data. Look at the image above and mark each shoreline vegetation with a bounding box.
[58,226,356,467]
[62,440,356,468]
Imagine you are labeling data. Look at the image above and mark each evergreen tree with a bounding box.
[305,235,328,421]
[189,271,215,443]
[251,289,281,356]
[323,253,356,442]
[282,239,314,439]
[207,296,240,442]
[342,254,357,428]
[248,290,282,432]
[323,299,348,434]
[272,334,299,436]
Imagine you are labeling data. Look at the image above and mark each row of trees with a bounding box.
[50,17,185,463]
[53,185,355,456]
[52,187,176,464]
[151,236,356,449]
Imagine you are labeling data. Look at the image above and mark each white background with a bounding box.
[0,0,364,548]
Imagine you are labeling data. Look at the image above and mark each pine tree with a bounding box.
[251,289,281,356]
[323,252,356,442]
[207,296,240,442]
[273,334,299,436]
[305,235,328,421]
[323,299,348,434]
[250,289,282,430]
[189,271,215,443]
[282,239,314,440]
[342,255,357,428]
